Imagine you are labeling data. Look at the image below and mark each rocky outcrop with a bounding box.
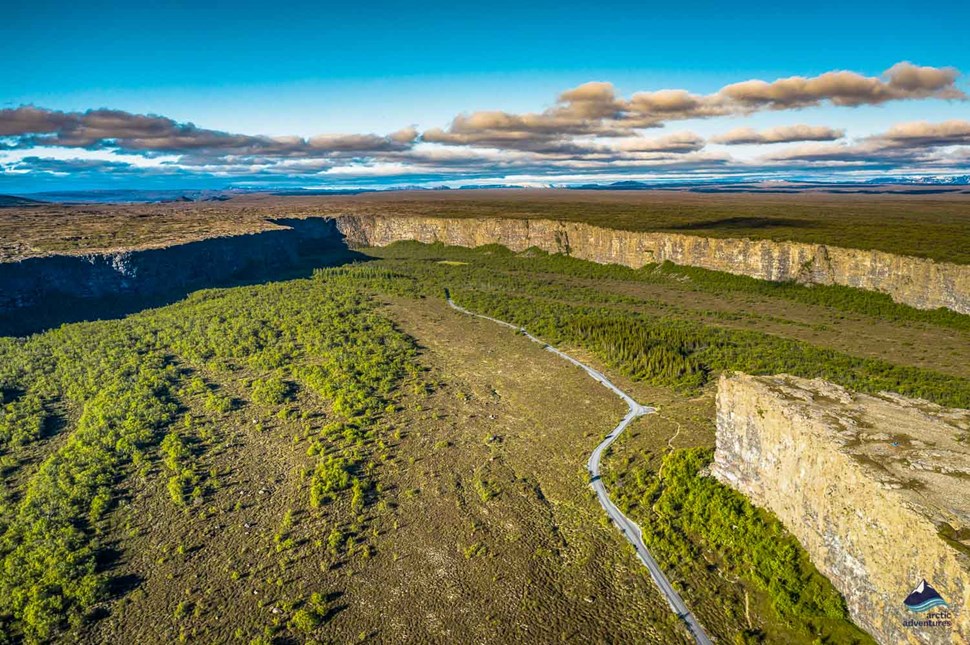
[713,372,970,645]
[333,215,970,314]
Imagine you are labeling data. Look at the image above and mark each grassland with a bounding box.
[3,189,970,263]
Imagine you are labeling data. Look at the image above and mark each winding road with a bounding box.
[446,293,713,645]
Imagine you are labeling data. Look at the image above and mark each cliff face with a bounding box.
[334,215,970,314]
[0,218,349,333]
[713,373,970,645]
[3,212,967,326]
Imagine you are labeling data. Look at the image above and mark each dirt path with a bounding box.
[445,293,712,645]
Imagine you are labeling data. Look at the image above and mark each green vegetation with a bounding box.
[609,448,873,644]
[249,375,290,407]
[161,430,203,507]
[463,542,488,559]
[453,291,970,406]
[0,391,45,450]
[339,244,970,407]
[0,275,421,642]
[472,472,501,503]
[0,340,178,641]
[375,241,970,332]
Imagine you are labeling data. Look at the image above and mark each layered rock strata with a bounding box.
[713,372,970,644]
[0,218,344,313]
[334,215,970,314]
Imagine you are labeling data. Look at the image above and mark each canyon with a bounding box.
[0,218,352,335]
[1,204,968,642]
[2,214,969,328]
[712,372,970,645]
[333,215,970,314]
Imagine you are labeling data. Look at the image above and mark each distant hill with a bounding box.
[26,189,244,204]
[0,194,47,207]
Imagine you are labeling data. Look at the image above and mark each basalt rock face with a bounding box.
[334,215,970,314]
[0,218,349,331]
[713,373,970,645]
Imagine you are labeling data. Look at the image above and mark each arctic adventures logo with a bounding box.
[902,579,952,630]
[905,580,948,612]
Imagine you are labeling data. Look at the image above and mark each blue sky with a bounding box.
[2,0,969,191]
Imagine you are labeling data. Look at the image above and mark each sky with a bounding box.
[2,0,969,192]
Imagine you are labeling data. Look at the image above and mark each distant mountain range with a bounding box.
[569,177,970,193]
[4,176,968,204]
[7,189,243,204]
[865,175,970,185]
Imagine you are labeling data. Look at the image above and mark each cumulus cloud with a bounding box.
[0,106,75,137]
[426,62,964,148]
[762,119,970,167]
[0,107,416,157]
[718,63,962,110]
[307,129,417,152]
[10,156,138,174]
[2,63,967,186]
[870,119,970,147]
[614,132,706,153]
[711,125,845,145]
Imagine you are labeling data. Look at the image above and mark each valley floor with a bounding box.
[77,296,690,643]
[8,238,959,643]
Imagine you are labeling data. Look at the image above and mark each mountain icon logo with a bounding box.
[903,579,948,613]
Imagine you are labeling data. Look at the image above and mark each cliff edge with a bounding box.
[333,215,970,315]
[712,372,970,644]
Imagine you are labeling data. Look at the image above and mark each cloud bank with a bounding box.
[1,62,967,188]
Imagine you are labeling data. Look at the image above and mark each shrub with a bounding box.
[251,376,289,407]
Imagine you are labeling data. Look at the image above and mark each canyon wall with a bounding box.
[334,215,970,314]
[713,372,970,645]
[3,213,968,328]
[0,218,350,334]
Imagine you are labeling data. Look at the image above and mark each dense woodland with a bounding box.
[350,243,970,407]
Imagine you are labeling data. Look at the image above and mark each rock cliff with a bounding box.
[333,215,970,314]
[3,213,968,327]
[0,218,350,334]
[713,372,970,645]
